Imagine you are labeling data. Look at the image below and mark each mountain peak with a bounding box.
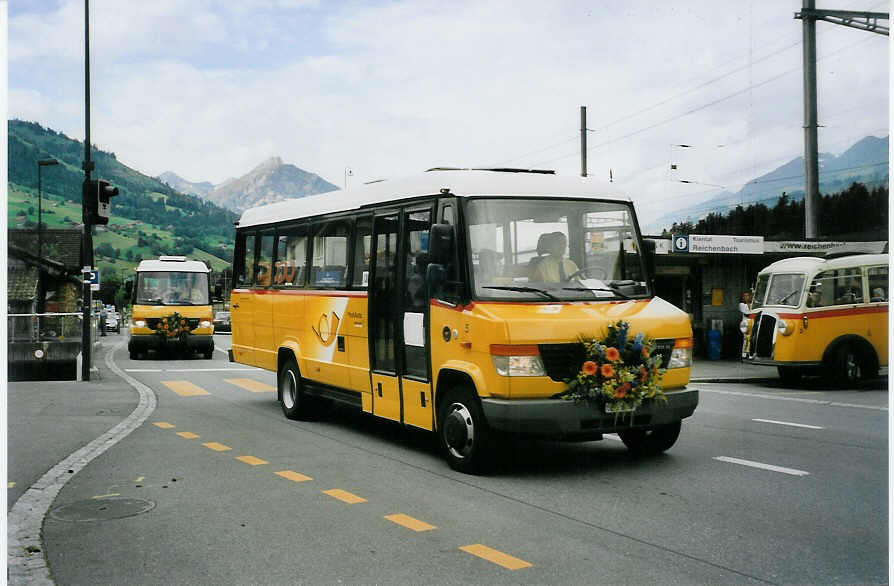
[253,156,283,172]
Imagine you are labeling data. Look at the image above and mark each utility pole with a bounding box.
[795,2,888,239]
[580,106,587,177]
[81,0,95,381]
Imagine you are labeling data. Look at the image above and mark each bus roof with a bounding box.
[135,256,210,273]
[236,169,628,229]
[758,253,889,275]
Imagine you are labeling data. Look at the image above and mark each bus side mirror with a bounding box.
[426,263,446,300]
[642,238,656,289]
[428,223,455,265]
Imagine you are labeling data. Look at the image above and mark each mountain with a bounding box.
[7,119,239,280]
[158,171,213,198]
[160,156,339,213]
[645,135,889,233]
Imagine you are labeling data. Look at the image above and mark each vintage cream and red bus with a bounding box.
[229,168,698,472]
[741,253,888,385]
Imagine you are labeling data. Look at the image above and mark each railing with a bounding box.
[7,313,86,343]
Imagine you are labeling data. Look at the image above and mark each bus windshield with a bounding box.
[753,272,806,308]
[136,271,210,306]
[464,198,649,301]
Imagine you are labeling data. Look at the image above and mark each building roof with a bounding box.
[8,266,40,302]
[236,169,628,229]
[7,228,82,271]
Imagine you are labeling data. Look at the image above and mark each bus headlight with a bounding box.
[200,320,212,328]
[134,320,146,328]
[777,319,795,336]
[667,338,693,369]
[490,345,546,377]
[739,317,749,334]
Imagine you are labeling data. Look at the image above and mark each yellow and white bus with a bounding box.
[741,253,888,385]
[127,256,215,360]
[230,168,698,472]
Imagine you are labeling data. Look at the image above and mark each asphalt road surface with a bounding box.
[40,333,888,585]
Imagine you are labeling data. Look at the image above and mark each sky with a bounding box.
[7,0,890,226]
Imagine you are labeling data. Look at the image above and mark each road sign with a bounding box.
[672,234,689,253]
[87,269,100,291]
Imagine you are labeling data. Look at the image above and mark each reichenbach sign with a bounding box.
[672,234,764,254]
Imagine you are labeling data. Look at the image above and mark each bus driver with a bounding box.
[530,231,578,282]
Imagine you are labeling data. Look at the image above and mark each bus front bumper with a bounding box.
[128,332,214,353]
[480,389,699,440]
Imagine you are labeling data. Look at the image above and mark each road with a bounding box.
[36,333,888,584]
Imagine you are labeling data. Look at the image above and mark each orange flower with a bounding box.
[640,367,648,382]
[582,361,598,376]
[642,347,649,358]
[600,363,615,378]
[615,383,631,398]
[605,347,620,362]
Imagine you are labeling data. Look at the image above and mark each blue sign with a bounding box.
[88,269,100,287]
[672,234,689,253]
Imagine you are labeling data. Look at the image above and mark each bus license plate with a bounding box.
[604,403,636,414]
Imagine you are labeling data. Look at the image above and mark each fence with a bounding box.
[7,313,97,380]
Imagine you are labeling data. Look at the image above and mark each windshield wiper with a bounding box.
[483,286,560,301]
[562,286,632,300]
[776,289,800,304]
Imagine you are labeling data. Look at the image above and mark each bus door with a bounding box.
[369,207,434,430]
[231,232,256,364]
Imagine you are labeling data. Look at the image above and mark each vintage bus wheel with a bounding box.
[437,388,491,474]
[830,344,862,387]
[278,358,310,420]
[618,421,681,457]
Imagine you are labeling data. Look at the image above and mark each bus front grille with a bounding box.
[538,340,674,382]
[749,312,775,358]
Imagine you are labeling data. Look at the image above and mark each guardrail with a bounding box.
[7,312,86,343]
[7,313,100,380]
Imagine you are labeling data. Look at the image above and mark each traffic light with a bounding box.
[83,178,119,225]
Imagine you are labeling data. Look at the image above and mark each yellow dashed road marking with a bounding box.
[177,431,199,439]
[203,442,232,452]
[236,455,269,466]
[323,489,367,504]
[460,544,532,570]
[276,470,313,483]
[153,422,175,429]
[225,378,275,393]
[92,493,121,499]
[161,380,210,396]
[385,513,436,532]
[8,482,16,488]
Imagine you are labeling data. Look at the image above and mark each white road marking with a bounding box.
[714,456,810,476]
[125,369,162,372]
[752,418,824,430]
[165,368,258,372]
[699,387,887,411]
[603,433,623,441]
[215,346,229,355]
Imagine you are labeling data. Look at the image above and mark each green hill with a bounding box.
[8,119,238,282]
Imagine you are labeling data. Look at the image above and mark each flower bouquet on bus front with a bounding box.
[158,312,190,339]
[558,320,666,416]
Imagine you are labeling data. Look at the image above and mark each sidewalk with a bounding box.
[689,357,778,383]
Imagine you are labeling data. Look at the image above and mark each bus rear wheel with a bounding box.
[829,344,864,387]
[437,387,491,474]
[278,358,316,420]
[618,421,681,457]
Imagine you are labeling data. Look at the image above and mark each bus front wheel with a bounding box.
[437,388,491,474]
[618,421,681,457]
[278,358,313,420]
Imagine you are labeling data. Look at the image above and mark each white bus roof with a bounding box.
[236,169,629,229]
[758,253,889,275]
[135,256,210,273]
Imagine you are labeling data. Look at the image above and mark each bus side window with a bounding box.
[275,226,308,287]
[352,216,372,288]
[256,232,275,287]
[311,220,350,288]
[236,233,256,288]
[868,265,888,302]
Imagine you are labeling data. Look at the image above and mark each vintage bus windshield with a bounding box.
[464,198,649,301]
[752,272,806,309]
[135,271,210,306]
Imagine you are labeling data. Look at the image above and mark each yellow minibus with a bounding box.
[741,253,888,385]
[230,168,698,472]
[127,256,215,359]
